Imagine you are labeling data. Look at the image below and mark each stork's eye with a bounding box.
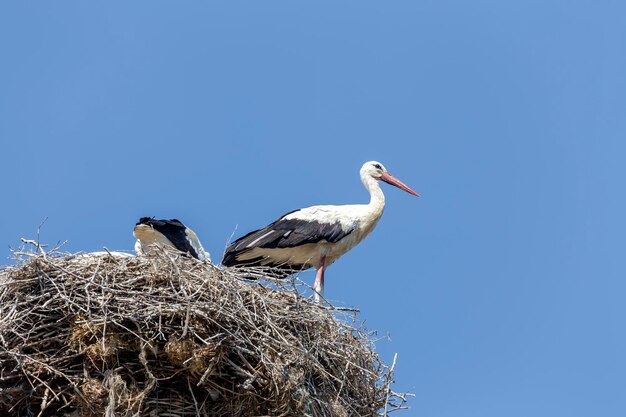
[373,163,382,170]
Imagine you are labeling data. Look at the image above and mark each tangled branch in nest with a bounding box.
[0,245,409,416]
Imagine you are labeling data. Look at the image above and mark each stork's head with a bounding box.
[361,161,420,196]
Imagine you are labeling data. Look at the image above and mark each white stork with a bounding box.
[134,217,210,261]
[221,161,419,301]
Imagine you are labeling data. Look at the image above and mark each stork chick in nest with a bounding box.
[134,217,210,261]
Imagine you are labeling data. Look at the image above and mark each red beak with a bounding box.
[379,172,420,197]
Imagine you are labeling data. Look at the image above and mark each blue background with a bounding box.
[1,2,625,416]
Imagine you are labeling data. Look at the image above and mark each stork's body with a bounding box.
[134,217,210,261]
[222,161,419,301]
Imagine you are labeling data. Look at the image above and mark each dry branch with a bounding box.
[0,245,409,416]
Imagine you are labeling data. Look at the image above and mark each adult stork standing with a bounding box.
[134,217,210,261]
[221,161,419,301]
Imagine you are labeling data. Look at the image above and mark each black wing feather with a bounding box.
[221,210,354,267]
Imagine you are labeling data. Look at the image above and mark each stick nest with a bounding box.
[0,246,407,416]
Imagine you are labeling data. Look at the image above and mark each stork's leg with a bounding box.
[313,256,326,302]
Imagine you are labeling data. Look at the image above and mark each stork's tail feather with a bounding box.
[220,249,243,268]
[221,251,300,279]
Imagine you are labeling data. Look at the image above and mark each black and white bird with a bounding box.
[221,161,419,301]
[134,217,210,261]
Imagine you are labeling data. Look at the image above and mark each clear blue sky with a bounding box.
[1,2,625,416]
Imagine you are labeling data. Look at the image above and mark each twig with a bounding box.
[0,249,411,416]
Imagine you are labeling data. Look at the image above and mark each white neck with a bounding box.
[362,174,386,216]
